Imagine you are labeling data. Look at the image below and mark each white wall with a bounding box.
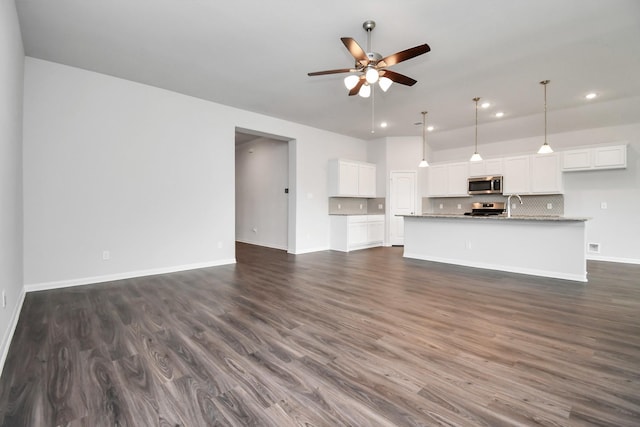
[23,58,368,287]
[0,0,24,373]
[235,137,288,250]
[430,124,640,263]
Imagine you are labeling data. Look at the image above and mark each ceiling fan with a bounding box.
[308,20,431,98]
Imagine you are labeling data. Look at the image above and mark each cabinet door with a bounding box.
[427,165,448,196]
[349,222,368,246]
[447,162,469,196]
[503,156,530,194]
[531,153,562,194]
[468,161,486,177]
[339,161,359,195]
[367,221,384,243]
[562,149,591,171]
[594,145,626,169]
[485,158,504,176]
[358,163,376,197]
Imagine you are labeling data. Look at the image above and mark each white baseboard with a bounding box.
[291,245,330,255]
[236,239,288,251]
[0,287,26,379]
[24,259,236,293]
[587,254,640,265]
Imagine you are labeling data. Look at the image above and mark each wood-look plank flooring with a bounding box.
[1,243,639,426]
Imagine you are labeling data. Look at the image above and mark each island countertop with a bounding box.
[402,213,589,222]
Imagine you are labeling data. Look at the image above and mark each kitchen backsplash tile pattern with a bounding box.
[328,197,385,215]
[424,194,564,216]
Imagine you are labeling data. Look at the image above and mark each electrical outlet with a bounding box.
[457,204,462,210]
[359,204,363,209]
[601,202,607,209]
[439,203,444,209]
[378,204,383,209]
[102,250,110,260]
[547,203,553,210]
[337,203,341,209]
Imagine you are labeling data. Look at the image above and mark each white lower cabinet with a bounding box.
[330,215,385,252]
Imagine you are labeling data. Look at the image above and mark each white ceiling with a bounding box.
[15,0,640,149]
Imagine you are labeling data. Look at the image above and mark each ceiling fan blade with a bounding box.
[379,70,417,86]
[308,68,354,76]
[379,43,431,68]
[348,78,365,96]
[341,37,369,66]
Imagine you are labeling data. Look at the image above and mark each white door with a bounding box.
[390,171,417,246]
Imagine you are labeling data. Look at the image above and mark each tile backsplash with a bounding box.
[329,197,385,215]
[423,194,564,216]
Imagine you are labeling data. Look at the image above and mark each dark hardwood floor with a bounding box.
[1,243,639,426]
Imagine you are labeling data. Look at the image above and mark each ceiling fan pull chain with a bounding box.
[371,85,375,134]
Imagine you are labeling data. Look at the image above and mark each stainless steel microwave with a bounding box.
[468,175,503,195]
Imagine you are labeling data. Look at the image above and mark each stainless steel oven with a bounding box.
[468,175,503,195]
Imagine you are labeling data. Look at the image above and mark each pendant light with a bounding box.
[538,80,553,154]
[469,97,483,162]
[418,111,429,167]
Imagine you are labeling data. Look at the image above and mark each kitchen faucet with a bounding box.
[506,194,523,218]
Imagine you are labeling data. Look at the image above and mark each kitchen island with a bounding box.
[402,214,589,282]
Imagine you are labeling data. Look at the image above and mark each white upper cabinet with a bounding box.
[562,144,627,171]
[594,145,627,169]
[503,155,530,194]
[427,162,469,197]
[530,153,563,194]
[358,163,377,197]
[447,162,470,196]
[328,159,377,197]
[427,165,448,197]
[468,158,504,177]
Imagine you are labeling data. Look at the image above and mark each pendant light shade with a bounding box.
[538,80,553,154]
[419,111,429,168]
[470,97,483,162]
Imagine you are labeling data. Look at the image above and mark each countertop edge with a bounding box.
[401,214,589,222]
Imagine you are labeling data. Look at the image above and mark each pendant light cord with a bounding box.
[473,97,480,153]
[543,80,548,144]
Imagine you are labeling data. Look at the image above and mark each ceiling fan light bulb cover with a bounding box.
[378,77,393,92]
[365,67,379,84]
[359,83,371,98]
[344,75,359,90]
[538,143,553,154]
[419,159,429,168]
[470,152,483,162]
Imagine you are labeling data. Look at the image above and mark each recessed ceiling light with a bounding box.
[481,102,491,109]
[585,92,597,100]
[495,111,504,118]
[427,126,434,132]
[380,122,388,128]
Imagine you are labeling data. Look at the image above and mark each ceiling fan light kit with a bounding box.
[308,20,430,96]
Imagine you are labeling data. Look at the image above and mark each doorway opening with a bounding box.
[235,128,295,254]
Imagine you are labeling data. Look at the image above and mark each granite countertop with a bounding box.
[329,213,386,216]
[403,213,589,222]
